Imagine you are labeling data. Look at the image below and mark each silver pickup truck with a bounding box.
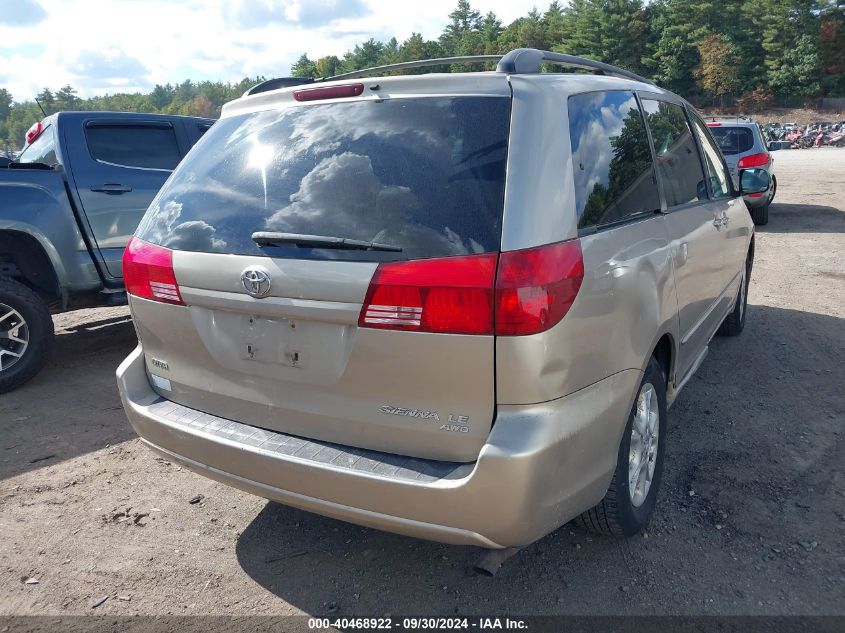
[0,111,213,392]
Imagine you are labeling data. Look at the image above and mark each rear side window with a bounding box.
[567,91,659,229]
[85,124,181,170]
[641,100,706,208]
[709,126,754,155]
[137,97,511,260]
[19,125,57,165]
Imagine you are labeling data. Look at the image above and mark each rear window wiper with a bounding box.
[252,231,403,252]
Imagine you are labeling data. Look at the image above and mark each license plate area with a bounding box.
[239,314,304,368]
[188,307,354,386]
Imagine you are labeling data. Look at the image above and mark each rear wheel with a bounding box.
[0,278,54,393]
[751,201,769,226]
[578,356,667,537]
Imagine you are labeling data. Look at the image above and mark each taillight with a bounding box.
[122,237,184,305]
[357,239,585,337]
[737,152,769,169]
[359,254,497,335]
[495,239,584,336]
[293,83,364,102]
[706,122,721,127]
[25,121,44,145]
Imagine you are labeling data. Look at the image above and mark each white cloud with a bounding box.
[224,0,370,28]
[0,0,47,26]
[0,0,540,100]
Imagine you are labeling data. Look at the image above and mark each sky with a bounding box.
[0,0,542,101]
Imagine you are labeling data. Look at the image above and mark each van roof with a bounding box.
[223,48,666,118]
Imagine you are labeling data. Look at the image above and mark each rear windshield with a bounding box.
[137,97,511,261]
[709,126,754,155]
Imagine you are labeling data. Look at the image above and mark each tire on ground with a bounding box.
[0,278,55,393]
[751,202,769,225]
[577,355,667,537]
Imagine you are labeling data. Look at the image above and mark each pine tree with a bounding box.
[290,53,316,78]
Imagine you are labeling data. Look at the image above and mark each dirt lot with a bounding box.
[1,148,843,618]
[699,106,844,127]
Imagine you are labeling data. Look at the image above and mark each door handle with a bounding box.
[90,184,132,194]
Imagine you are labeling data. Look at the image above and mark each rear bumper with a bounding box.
[743,192,772,209]
[117,346,640,548]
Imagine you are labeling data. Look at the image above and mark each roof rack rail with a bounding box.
[244,48,655,96]
[496,48,655,85]
[326,55,502,81]
[324,48,655,86]
[245,77,315,97]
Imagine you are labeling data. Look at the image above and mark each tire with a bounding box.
[751,201,769,226]
[718,260,750,337]
[0,278,54,393]
[578,356,667,537]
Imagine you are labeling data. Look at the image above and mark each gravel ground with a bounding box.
[1,148,843,617]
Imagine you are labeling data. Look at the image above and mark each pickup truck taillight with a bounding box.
[25,121,44,145]
[122,237,184,305]
[358,239,584,336]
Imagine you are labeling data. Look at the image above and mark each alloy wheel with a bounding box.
[628,382,660,508]
[0,303,29,372]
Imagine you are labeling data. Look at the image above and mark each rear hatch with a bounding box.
[128,86,512,462]
[707,124,754,180]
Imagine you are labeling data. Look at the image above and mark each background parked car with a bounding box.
[0,112,214,392]
[705,115,776,225]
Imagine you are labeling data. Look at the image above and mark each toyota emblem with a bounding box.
[241,268,272,298]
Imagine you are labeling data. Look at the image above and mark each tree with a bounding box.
[440,0,482,55]
[290,53,316,78]
[695,34,741,104]
[596,0,648,73]
[181,95,218,118]
[649,0,716,95]
[0,88,12,121]
[55,85,81,111]
[149,84,175,109]
[819,6,845,96]
[769,33,822,98]
[340,39,384,73]
[747,0,821,98]
[480,11,503,52]
[35,88,55,115]
[542,1,567,48]
[314,56,341,78]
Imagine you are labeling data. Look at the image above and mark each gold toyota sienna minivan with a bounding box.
[117,49,768,549]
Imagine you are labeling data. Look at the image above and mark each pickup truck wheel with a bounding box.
[0,278,54,393]
[718,263,749,337]
[577,356,667,537]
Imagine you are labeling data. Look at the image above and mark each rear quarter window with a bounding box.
[137,97,511,261]
[567,90,660,229]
